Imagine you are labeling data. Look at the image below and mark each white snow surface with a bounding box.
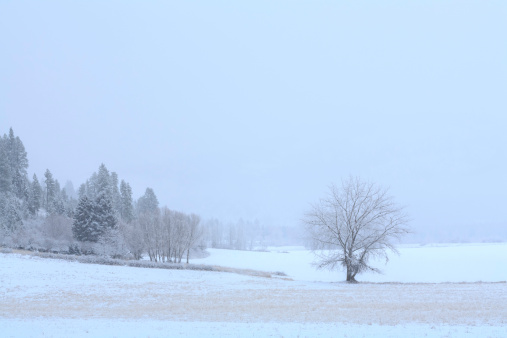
[191,243,507,283]
[1,243,506,337]
[1,318,506,338]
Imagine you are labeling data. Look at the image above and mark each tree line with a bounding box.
[0,128,204,261]
[2,128,410,282]
[203,218,302,250]
[1,128,303,262]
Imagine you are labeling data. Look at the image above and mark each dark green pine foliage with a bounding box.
[77,183,87,200]
[7,128,29,201]
[44,169,56,214]
[94,164,117,230]
[73,196,101,242]
[28,174,43,216]
[110,172,121,216]
[95,164,111,197]
[86,175,97,200]
[94,191,117,231]
[73,164,117,242]
[52,180,65,215]
[73,195,117,243]
[119,180,134,223]
[0,129,28,231]
[0,136,13,194]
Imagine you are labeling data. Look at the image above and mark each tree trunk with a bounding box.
[346,266,357,283]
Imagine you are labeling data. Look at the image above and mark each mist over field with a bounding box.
[2,1,506,245]
[1,1,506,337]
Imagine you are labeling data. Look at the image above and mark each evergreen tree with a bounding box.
[72,196,100,242]
[44,169,56,214]
[0,136,13,195]
[27,174,42,216]
[64,180,76,200]
[7,128,29,201]
[72,195,117,243]
[73,164,118,242]
[87,173,98,200]
[120,180,134,223]
[0,193,22,231]
[93,164,117,230]
[60,187,75,217]
[61,187,68,206]
[110,172,121,215]
[137,188,159,215]
[94,191,117,231]
[54,196,65,215]
[78,183,87,199]
[53,180,65,215]
[95,164,111,197]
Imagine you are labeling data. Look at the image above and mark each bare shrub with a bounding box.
[41,214,73,242]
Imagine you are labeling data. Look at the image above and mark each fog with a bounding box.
[1,1,506,243]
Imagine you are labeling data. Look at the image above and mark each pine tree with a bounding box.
[95,164,111,197]
[44,169,56,214]
[0,193,22,231]
[72,194,117,243]
[64,181,76,200]
[73,196,99,242]
[86,173,98,200]
[7,128,29,201]
[28,174,43,216]
[93,164,117,230]
[137,188,159,215]
[0,129,29,231]
[95,191,117,231]
[110,172,121,215]
[120,180,134,223]
[60,187,75,217]
[53,180,65,215]
[0,136,13,195]
[78,183,87,199]
[73,164,119,242]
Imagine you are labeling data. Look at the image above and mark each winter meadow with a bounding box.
[1,130,506,337]
[2,2,507,337]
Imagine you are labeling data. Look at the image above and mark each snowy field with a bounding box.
[191,243,507,283]
[1,243,506,337]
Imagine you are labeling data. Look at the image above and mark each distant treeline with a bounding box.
[0,128,204,260]
[0,128,302,261]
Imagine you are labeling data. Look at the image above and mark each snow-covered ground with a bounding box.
[1,243,506,337]
[191,243,507,283]
[2,319,506,338]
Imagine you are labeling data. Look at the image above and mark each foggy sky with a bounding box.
[1,1,506,242]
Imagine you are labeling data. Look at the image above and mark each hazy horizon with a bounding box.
[2,1,506,243]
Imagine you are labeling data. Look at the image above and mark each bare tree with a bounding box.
[160,207,174,262]
[122,222,144,260]
[138,209,162,262]
[136,207,204,263]
[184,213,202,263]
[303,177,409,282]
[42,214,73,242]
[171,211,188,263]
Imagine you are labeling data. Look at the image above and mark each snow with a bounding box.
[1,319,506,338]
[191,243,507,283]
[1,243,506,337]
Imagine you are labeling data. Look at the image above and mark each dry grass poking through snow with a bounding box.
[1,253,506,326]
[9,250,286,278]
[4,282,505,325]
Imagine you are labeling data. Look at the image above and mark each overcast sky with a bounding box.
[1,1,506,241]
